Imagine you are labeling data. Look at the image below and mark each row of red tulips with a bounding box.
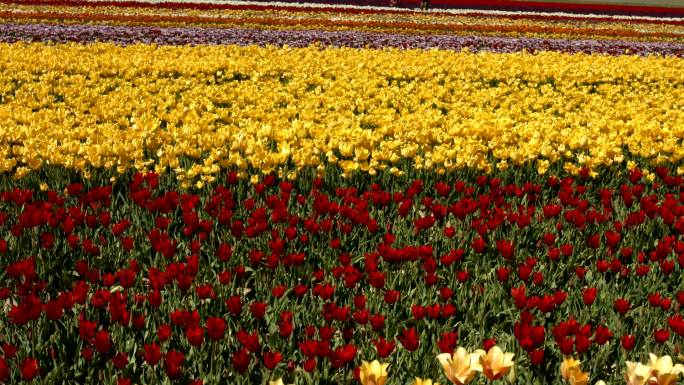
[0,165,683,383]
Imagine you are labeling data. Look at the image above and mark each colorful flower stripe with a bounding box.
[421,0,684,18]
[7,19,684,47]
[4,0,684,25]
[217,0,684,17]
[9,18,681,45]
[6,2,684,42]
[3,23,684,57]
[9,0,684,17]
[2,43,684,184]
[5,8,684,43]
[11,2,684,33]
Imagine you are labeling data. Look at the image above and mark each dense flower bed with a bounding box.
[0,165,684,384]
[3,43,684,185]
[2,0,684,384]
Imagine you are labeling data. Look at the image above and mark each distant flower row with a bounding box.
[4,1,684,44]
[2,23,683,57]
[13,0,683,18]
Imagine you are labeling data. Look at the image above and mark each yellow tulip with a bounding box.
[560,357,582,381]
[625,361,653,385]
[269,379,284,385]
[568,368,589,385]
[359,360,389,385]
[560,357,589,385]
[648,354,684,385]
[474,346,515,381]
[413,377,441,385]
[436,347,482,385]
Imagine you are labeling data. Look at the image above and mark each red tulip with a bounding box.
[164,350,184,379]
[558,337,574,355]
[157,324,172,342]
[613,298,631,316]
[0,357,8,381]
[143,343,162,366]
[1,343,16,359]
[369,337,394,358]
[438,332,458,354]
[263,351,282,370]
[496,267,510,282]
[20,357,39,381]
[472,237,487,254]
[669,315,684,336]
[93,330,111,354]
[370,314,385,331]
[250,301,267,319]
[236,330,260,353]
[303,358,316,372]
[232,349,251,373]
[186,326,204,347]
[496,240,514,260]
[594,325,612,345]
[582,287,597,306]
[112,352,128,369]
[529,349,545,365]
[397,327,419,352]
[654,329,670,344]
[383,290,400,304]
[483,338,497,352]
[206,317,226,341]
[511,286,527,309]
[621,334,636,350]
[225,296,243,316]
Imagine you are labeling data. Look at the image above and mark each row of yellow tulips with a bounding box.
[564,354,684,385]
[268,346,684,385]
[3,43,684,184]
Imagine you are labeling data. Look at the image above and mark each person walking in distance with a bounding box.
[420,0,429,11]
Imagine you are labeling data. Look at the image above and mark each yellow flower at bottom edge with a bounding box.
[625,361,652,385]
[648,354,684,385]
[413,377,441,385]
[436,347,482,385]
[269,379,284,385]
[474,346,515,381]
[560,357,582,381]
[359,360,389,385]
[567,368,589,385]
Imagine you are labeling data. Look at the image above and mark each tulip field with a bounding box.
[2,0,684,384]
